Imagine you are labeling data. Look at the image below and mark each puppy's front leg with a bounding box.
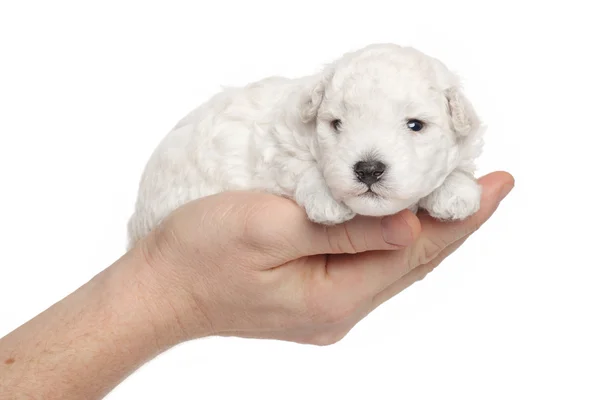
[294,167,355,225]
[419,169,481,221]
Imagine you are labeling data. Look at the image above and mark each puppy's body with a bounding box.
[128,44,484,248]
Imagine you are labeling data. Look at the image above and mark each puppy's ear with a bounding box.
[299,68,333,123]
[430,57,481,138]
[444,86,481,137]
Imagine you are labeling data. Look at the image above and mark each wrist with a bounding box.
[0,242,200,400]
[122,237,214,346]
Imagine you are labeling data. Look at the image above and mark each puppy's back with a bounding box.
[127,75,300,248]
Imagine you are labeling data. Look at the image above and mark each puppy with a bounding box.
[127,43,484,248]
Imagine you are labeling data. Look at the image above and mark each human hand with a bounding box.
[136,171,514,347]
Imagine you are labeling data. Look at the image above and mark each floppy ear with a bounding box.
[299,67,334,123]
[444,86,481,137]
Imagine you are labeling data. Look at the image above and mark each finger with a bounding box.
[300,209,422,255]
[243,171,511,266]
[325,171,512,297]
[407,171,514,267]
[247,199,422,258]
[370,235,471,310]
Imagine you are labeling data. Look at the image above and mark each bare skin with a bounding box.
[0,171,514,400]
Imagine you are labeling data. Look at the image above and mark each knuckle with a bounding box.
[325,224,360,254]
[411,236,446,267]
[341,223,360,254]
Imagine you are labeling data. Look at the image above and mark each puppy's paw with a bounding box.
[420,178,482,221]
[305,196,356,225]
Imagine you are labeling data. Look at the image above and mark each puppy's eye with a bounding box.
[407,119,425,132]
[331,119,342,132]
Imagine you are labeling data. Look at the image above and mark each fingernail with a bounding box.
[381,214,414,247]
[499,183,514,201]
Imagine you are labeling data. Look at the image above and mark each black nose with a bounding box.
[354,160,386,186]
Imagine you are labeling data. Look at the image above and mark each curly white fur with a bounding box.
[127,43,485,248]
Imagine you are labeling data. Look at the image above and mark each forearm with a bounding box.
[0,248,187,400]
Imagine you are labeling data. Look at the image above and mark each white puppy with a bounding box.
[127,43,484,248]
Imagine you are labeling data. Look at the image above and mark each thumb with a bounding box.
[272,207,422,258]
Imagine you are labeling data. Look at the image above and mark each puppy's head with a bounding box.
[299,43,482,216]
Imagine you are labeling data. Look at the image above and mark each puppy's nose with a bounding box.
[354,160,386,186]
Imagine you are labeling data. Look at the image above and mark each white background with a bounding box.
[1,1,599,399]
